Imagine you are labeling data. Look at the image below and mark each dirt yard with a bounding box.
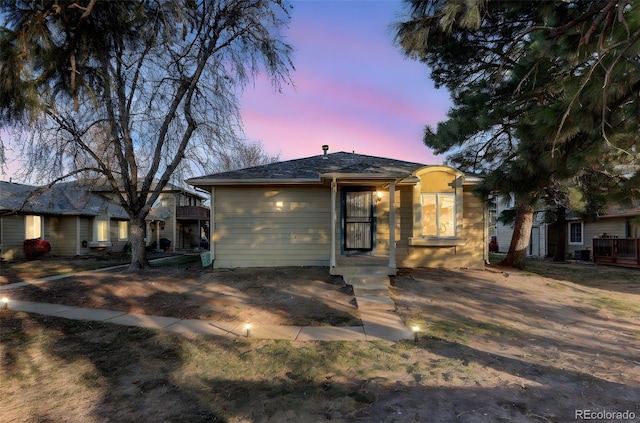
[5,262,360,326]
[1,259,639,422]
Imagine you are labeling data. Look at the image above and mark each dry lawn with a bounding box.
[1,258,639,422]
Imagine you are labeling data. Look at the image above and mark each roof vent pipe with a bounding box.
[322,145,329,155]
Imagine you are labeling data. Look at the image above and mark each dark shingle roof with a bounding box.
[188,152,427,184]
[0,181,128,218]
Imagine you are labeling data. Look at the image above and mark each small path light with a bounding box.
[412,325,420,343]
[244,323,251,338]
[1,297,8,310]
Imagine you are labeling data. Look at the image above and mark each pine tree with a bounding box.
[395,0,640,268]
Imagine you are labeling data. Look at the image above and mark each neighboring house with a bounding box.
[187,149,489,274]
[558,206,640,266]
[0,179,210,261]
[146,183,210,251]
[495,195,640,265]
[494,197,550,258]
[71,179,210,252]
[0,181,130,261]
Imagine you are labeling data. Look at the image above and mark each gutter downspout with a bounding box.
[330,177,337,268]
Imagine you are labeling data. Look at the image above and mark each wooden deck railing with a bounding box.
[592,238,640,267]
[176,206,210,220]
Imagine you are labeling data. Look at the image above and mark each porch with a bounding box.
[592,238,640,268]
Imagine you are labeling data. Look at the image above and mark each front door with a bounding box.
[344,190,374,251]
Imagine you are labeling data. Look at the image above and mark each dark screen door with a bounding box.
[344,191,373,250]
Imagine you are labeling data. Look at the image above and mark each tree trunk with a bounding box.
[128,215,148,271]
[501,200,535,269]
[552,206,567,262]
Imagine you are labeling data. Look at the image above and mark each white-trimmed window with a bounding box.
[25,215,42,239]
[118,221,129,241]
[94,218,109,242]
[568,222,583,245]
[421,193,456,237]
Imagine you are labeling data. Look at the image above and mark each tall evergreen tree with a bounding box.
[396,0,640,268]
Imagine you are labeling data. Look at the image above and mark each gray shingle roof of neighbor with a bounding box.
[187,151,428,184]
[65,178,208,199]
[0,181,129,218]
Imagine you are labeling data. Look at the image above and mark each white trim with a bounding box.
[421,192,456,238]
[568,221,584,245]
[388,180,396,269]
[93,215,110,243]
[330,177,337,268]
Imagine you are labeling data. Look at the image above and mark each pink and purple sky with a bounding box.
[1,0,451,181]
[240,0,451,164]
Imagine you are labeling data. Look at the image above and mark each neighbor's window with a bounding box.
[25,215,42,239]
[568,222,583,245]
[118,221,129,241]
[422,193,456,237]
[95,218,109,242]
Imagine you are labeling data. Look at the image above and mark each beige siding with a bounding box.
[566,217,627,259]
[213,186,331,267]
[109,220,129,253]
[154,193,177,250]
[79,218,92,254]
[44,216,79,256]
[375,186,408,254]
[398,180,486,269]
[1,215,26,260]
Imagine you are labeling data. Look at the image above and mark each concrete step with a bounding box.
[352,287,390,298]
[356,295,396,311]
[344,276,390,288]
[332,266,396,276]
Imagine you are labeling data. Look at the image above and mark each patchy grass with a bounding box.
[0,311,420,422]
[3,261,640,422]
[577,294,640,319]
[149,254,201,267]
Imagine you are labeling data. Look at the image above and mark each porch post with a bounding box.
[330,177,337,268]
[388,180,396,269]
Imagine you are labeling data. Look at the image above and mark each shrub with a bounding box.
[23,238,51,260]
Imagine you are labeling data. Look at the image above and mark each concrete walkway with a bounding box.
[1,268,413,342]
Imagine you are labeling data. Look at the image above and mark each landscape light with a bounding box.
[412,325,420,342]
[244,323,251,338]
[1,297,8,310]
